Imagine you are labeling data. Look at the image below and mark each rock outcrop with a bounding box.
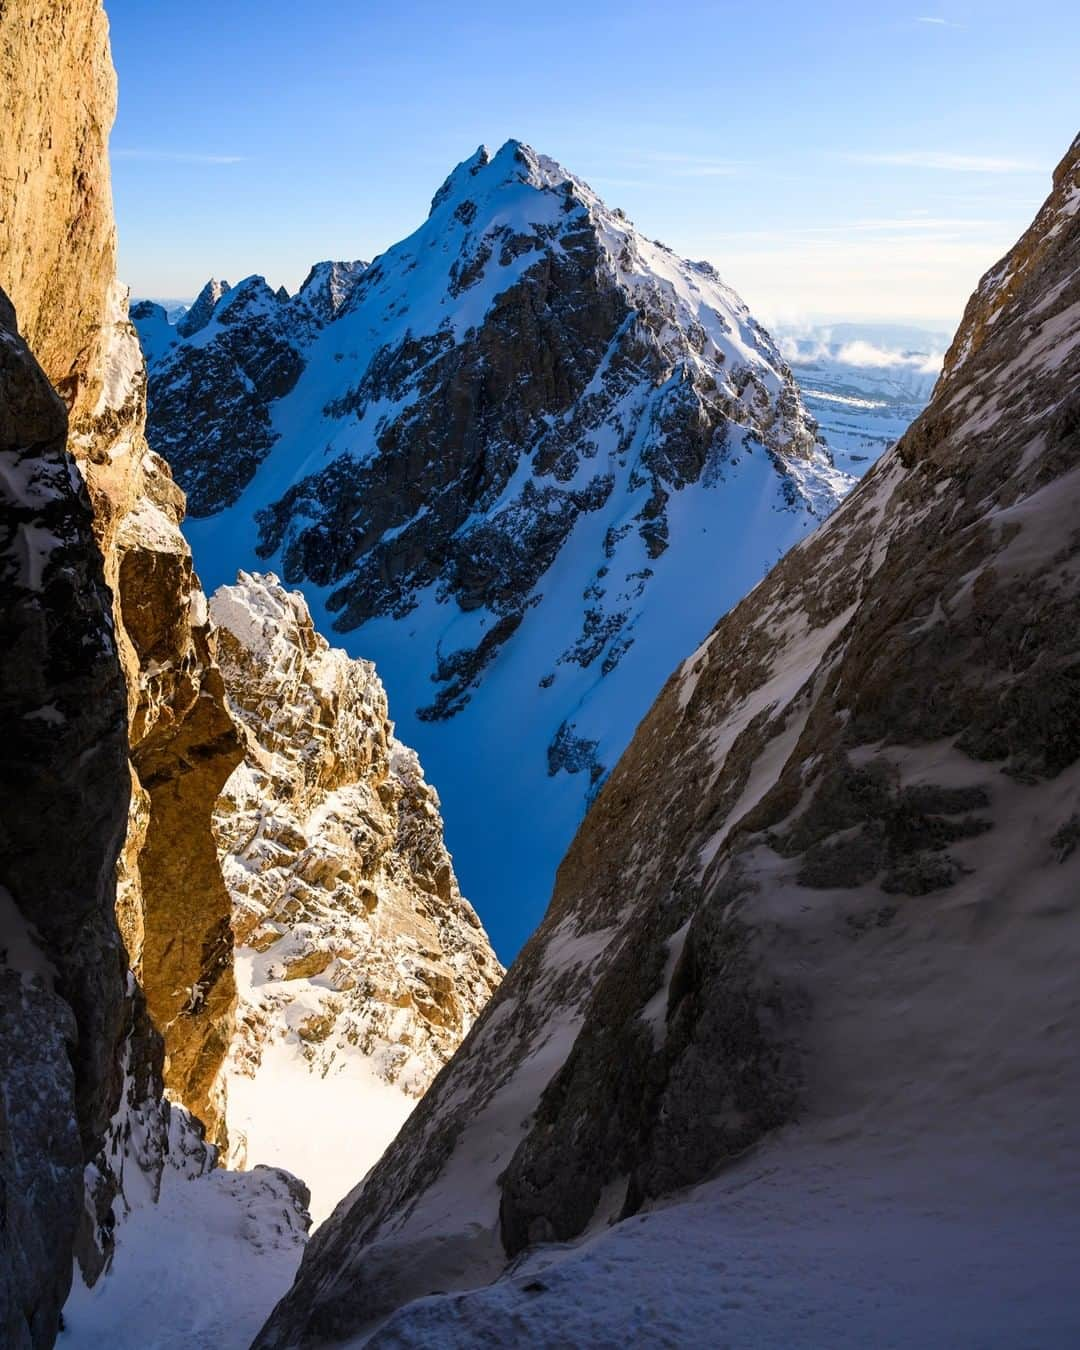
[136,140,850,955]
[210,572,501,1219]
[138,264,367,516]
[255,134,1080,1347]
[175,277,232,339]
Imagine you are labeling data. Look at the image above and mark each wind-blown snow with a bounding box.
[362,1137,1080,1349]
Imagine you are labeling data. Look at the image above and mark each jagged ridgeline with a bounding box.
[255,136,1080,1345]
[135,140,852,950]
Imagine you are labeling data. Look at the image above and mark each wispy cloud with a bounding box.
[113,149,247,165]
[588,177,659,191]
[915,16,965,27]
[845,150,1042,173]
[670,165,740,178]
[779,332,945,374]
[628,150,747,178]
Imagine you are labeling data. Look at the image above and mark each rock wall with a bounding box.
[0,5,243,1338]
[0,0,116,419]
[0,0,242,1153]
[255,133,1080,1347]
[75,282,243,1145]
[0,285,130,1349]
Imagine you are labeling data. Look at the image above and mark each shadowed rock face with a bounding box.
[0,4,244,1154]
[254,134,1080,1347]
[0,287,130,1350]
[138,265,368,517]
[0,2,246,1335]
[146,278,307,516]
[175,278,232,339]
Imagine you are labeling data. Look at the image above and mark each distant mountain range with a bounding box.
[774,321,948,467]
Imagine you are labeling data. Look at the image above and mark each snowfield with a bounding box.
[365,1141,1080,1349]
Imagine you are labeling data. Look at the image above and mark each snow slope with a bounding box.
[63,1151,308,1350]
[366,1127,1080,1349]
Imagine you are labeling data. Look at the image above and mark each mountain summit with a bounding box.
[137,139,851,951]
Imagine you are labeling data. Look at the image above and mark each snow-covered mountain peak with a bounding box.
[139,140,853,951]
[380,139,823,466]
[432,138,604,213]
[428,142,493,213]
[175,276,231,337]
[213,274,282,324]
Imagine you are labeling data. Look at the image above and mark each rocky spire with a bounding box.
[175,277,231,338]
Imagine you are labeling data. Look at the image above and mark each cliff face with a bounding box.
[256,135,1080,1346]
[0,287,129,1349]
[0,2,244,1337]
[0,0,116,418]
[76,281,243,1145]
[210,572,502,1221]
[0,1,242,1156]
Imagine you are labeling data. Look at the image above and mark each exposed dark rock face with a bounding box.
[138,264,368,516]
[146,278,306,515]
[175,278,231,338]
[0,289,129,1347]
[255,134,1080,1349]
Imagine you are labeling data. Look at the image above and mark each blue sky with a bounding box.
[106,1,1077,324]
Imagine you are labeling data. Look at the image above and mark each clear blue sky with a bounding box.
[106,0,1077,324]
